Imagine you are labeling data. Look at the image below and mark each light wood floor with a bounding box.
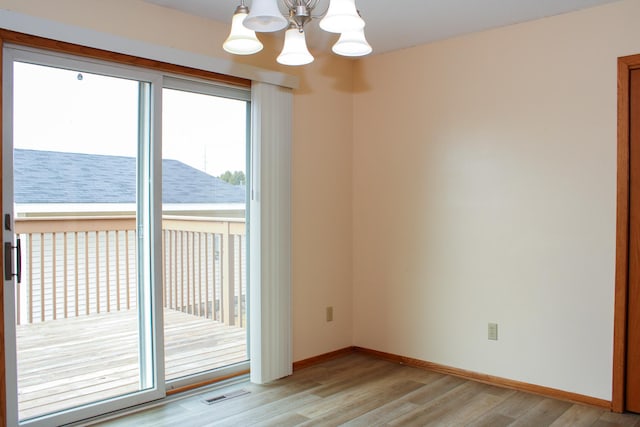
[93,353,640,427]
[17,309,246,420]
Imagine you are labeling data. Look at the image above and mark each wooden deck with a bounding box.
[16,309,247,420]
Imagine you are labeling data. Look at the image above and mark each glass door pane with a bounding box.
[162,85,249,382]
[5,57,161,424]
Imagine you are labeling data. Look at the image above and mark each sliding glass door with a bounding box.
[161,79,250,387]
[2,48,164,426]
[2,47,251,426]
[2,46,252,426]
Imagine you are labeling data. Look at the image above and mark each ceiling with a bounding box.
[145,0,621,54]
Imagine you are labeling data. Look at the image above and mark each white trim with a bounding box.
[249,82,292,384]
[164,76,251,102]
[0,9,298,89]
[2,42,19,427]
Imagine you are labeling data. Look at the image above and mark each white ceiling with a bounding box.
[145,0,621,54]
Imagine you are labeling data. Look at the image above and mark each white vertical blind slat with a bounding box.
[249,81,293,384]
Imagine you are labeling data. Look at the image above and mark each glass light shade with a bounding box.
[223,11,264,55]
[332,28,372,57]
[277,28,314,66]
[243,0,288,32]
[319,0,365,33]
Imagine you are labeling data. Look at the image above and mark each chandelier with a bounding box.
[223,0,371,66]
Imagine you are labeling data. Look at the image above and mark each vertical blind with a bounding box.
[249,81,293,384]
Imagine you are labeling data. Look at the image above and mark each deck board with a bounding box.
[16,309,247,420]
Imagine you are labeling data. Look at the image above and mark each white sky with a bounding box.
[13,62,247,176]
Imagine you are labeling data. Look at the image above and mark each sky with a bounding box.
[12,61,247,177]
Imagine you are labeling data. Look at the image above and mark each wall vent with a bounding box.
[202,389,250,405]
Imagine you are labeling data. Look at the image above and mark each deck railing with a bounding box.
[13,215,246,327]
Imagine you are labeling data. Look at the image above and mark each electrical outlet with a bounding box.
[326,306,334,322]
[488,323,498,340]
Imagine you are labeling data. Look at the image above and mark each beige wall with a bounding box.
[353,0,639,400]
[0,0,354,362]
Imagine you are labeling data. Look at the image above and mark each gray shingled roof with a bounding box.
[14,149,245,204]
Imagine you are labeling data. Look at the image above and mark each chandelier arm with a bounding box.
[282,0,324,18]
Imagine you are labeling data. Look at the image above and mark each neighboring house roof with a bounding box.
[13,149,245,204]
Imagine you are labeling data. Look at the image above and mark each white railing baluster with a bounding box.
[125,230,131,311]
[105,231,110,313]
[28,233,33,324]
[187,231,192,314]
[63,231,68,319]
[205,233,210,319]
[180,231,184,312]
[52,232,57,320]
[74,232,79,317]
[85,231,89,316]
[116,230,121,311]
[222,223,235,326]
[197,233,202,317]
[238,236,243,327]
[40,233,45,323]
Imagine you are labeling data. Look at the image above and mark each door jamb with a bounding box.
[613,54,640,413]
[0,36,5,427]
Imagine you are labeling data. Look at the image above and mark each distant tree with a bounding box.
[218,170,246,186]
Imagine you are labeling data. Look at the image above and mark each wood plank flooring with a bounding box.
[94,353,640,427]
[16,309,246,420]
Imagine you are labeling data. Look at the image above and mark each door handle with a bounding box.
[16,238,21,284]
[4,238,21,283]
